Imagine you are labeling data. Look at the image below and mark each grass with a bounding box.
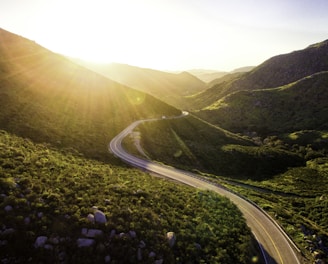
[0,130,257,263]
[138,115,304,180]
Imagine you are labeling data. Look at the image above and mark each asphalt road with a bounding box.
[109,114,302,264]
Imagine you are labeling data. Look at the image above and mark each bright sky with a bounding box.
[1,0,328,71]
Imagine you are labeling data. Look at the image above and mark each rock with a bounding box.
[155,259,163,264]
[49,237,59,245]
[149,252,156,258]
[2,228,15,236]
[94,210,107,224]
[166,232,176,247]
[37,212,43,218]
[81,228,88,236]
[129,230,136,238]
[24,217,30,225]
[44,244,53,250]
[139,240,146,248]
[4,205,13,212]
[87,214,95,223]
[104,255,111,263]
[81,228,103,238]
[34,236,48,248]
[77,238,95,247]
[85,229,103,238]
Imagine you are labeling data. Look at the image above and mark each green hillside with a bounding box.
[190,39,328,110]
[0,28,180,161]
[197,71,328,135]
[137,115,303,180]
[0,130,256,263]
[73,61,207,109]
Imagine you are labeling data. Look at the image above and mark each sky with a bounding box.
[0,0,328,71]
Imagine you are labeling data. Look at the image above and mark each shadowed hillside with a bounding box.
[197,71,328,135]
[190,39,328,110]
[0,28,180,161]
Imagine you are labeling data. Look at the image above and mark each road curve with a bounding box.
[109,114,301,264]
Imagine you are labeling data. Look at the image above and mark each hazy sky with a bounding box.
[1,0,327,71]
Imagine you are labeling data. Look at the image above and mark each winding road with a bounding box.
[109,112,302,264]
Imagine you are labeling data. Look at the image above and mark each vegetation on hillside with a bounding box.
[0,130,257,263]
[138,115,303,179]
[190,39,328,110]
[196,71,328,136]
[136,115,328,262]
[0,28,180,163]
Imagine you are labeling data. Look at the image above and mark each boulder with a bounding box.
[4,205,13,212]
[129,230,137,238]
[84,229,103,238]
[77,238,95,247]
[94,210,107,224]
[34,236,48,248]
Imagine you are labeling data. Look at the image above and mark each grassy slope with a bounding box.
[0,130,256,263]
[137,115,328,262]
[138,115,303,179]
[0,28,180,162]
[197,71,328,135]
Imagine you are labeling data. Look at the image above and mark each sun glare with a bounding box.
[32,0,209,70]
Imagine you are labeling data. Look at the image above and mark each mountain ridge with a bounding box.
[190,39,328,110]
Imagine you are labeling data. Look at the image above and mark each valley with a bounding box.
[0,27,328,263]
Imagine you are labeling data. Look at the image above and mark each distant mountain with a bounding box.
[191,40,328,110]
[0,28,180,161]
[72,61,206,109]
[230,66,255,73]
[186,69,228,82]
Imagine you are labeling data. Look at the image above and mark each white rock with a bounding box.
[77,238,95,247]
[87,214,95,223]
[94,210,107,224]
[34,236,48,248]
[166,232,176,247]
